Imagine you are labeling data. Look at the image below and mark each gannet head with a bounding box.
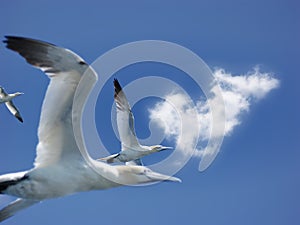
[116,165,181,185]
[150,145,173,152]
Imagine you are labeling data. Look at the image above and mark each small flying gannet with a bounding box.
[0,36,181,222]
[0,86,23,122]
[99,79,172,165]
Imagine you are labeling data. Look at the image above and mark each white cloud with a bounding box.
[215,67,279,100]
[148,67,280,161]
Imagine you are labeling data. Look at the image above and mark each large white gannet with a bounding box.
[100,79,172,165]
[0,36,181,222]
[0,86,23,122]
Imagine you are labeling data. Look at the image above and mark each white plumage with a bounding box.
[0,36,181,222]
[0,86,23,122]
[99,79,172,165]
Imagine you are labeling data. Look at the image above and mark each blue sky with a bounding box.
[0,0,299,224]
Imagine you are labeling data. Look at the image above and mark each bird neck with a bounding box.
[140,145,152,151]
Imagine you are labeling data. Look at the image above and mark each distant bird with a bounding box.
[99,79,172,165]
[0,86,23,122]
[0,36,181,222]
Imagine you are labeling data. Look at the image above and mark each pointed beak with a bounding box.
[161,146,173,151]
[146,171,182,183]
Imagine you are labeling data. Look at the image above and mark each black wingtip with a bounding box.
[3,35,60,68]
[2,35,11,43]
[15,115,23,123]
[3,35,57,49]
[113,79,122,96]
[3,36,27,45]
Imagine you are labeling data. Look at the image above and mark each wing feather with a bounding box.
[5,101,23,122]
[4,36,97,167]
[114,79,140,150]
[0,198,38,222]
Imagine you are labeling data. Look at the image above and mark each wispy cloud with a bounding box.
[148,67,280,161]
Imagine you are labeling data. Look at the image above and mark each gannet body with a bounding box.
[100,79,172,165]
[0,36,180,222]
[0,86,23,122]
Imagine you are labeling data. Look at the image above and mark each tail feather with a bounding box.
[98,153,120,164]
[0,198,38,222]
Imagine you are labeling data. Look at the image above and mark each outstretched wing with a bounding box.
[114,79,140,150]
[4,36,97,167]
[0,198,39,222]
[5,101,23,123]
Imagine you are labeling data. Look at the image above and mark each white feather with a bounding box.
[0,36,180,222]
